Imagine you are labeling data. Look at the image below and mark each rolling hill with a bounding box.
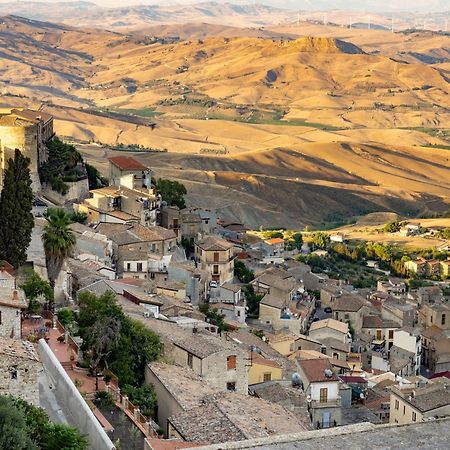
[0,14,449,228]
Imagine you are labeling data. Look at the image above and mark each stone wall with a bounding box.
[0,123,41,192]
[0,351,41,405]
[42,178,90,205]
[0,304,22,338]
[37,340,115,450]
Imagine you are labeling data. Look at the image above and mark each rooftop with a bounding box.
[196,236,234,251]
[189,418,450,449]
[109,155,148,171]
[393,379,450,413]
[333,294,364,312]
[0,338,40,361]
[309,318,348,335]
[298,358,338,383]
[362,316,401,329]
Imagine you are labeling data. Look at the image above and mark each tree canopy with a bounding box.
[0,149,34,268]
[76,291,160,386]
[156,179,187,209]
[0,396,87,450]
[310,232,330,250]
[42,208,76,288]
[20,270,54,313]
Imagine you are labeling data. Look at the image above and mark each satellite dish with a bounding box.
[292,372,302,387]
[324,369,333,378]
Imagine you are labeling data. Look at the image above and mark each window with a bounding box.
[10,367,17,380]
[442,314,446,326]
[187,353,193,369]
[344,313,349,320]
[150,272,155,280]
[214,252,219,262]
[376,330,382,340]
[227,355,236,370]
[388,330,394,340]
[333,353,339,360]
[395,399,399,410]
[137,262,143,272]
[237,310,241,317]
[126,263,131,271]
[213,265,219,275]
[412,412,417,422]
[151,243,156,252]
[403,405,406,415]
[263,373,272,382]
[226,382,236,391]
[319,388,328,403]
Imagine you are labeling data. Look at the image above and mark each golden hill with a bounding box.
[0,16,449,228]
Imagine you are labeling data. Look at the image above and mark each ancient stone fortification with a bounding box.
[0,108,53,193]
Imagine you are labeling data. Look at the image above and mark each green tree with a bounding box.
[199,303,229,333]
[57,308,75,328]
[0,396,35,450]
[310,232,330,250]
[10,396,87,450]
[156,179,187,209]
[234,261,254,283]
[42,208,76,288]
[122,385,157,417]
[21,270,54,313]
[0,149,34,268]
[243,285,264,317]
[383,220,401,233]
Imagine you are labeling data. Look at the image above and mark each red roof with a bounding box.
[339,375,367,384]
[430,371,450,380]
[109,156,147,171]
[299,358,338,383]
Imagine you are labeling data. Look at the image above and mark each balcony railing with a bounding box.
[310,398,341,408]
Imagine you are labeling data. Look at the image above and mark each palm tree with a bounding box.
[42,208,76,291]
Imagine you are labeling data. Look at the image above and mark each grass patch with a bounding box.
[114,108,163,118]
[206,113,344,131]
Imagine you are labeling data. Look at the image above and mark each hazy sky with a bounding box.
[1,0,447,12]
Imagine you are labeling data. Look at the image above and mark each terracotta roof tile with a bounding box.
[109,156,148,171]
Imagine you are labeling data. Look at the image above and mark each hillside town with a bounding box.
[1,108,450,450]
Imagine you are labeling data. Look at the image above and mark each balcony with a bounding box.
[309,398,341,409]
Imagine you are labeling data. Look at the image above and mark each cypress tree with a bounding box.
[0,149,34,268]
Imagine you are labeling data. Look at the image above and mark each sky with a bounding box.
[0,0,448,12]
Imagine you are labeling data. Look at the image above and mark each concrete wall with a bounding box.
[37,340,115,450]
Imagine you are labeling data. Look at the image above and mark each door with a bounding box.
[322,411,331,429]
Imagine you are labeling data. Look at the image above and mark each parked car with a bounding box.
[209,281,218,289]
[324,307,333,313]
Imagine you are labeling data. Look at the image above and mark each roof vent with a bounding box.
[324,369,333,378]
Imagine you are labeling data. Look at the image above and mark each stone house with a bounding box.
[180,212,203,242]
[297,358,342,429]
[362,316,401,351]
[377,278,407,297]
[0,287,27,339]
[0,339,42,405]
[309,319,350,344]
[419,303,450,331]
[194,235,235,285]
[108,155,154,191]
[146,361,307,443]
[421,325,450,373]
[332,294,368,333]
[80,183,161,227]
[142,318,248,394]
[390,379,450,425]
[159,206,181,241]
[167,261,207,305]
[381,300,416,328]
